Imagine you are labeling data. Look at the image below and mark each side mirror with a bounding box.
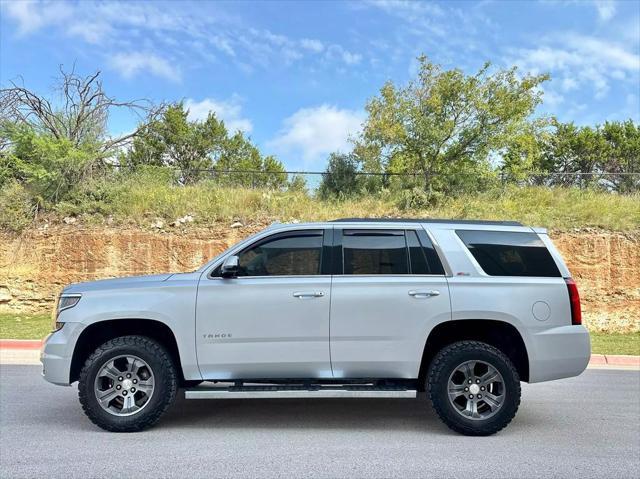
[221,255,239,278]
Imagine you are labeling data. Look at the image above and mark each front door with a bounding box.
[195,228,332,379]
[329,227,451,379]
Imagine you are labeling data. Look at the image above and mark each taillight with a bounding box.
[565,278,582,325]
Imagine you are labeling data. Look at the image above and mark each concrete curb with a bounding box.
[0,339,43,350]
[590,354,640,367]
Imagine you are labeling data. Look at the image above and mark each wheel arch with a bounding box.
[418,319,529,390]
[69,318,184,385]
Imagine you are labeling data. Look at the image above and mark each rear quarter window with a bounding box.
[456,230,561,277]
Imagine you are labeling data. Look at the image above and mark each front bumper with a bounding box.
[41,322,85,386]
[528,325,591,383]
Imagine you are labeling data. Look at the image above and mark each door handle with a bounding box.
[293,291,325,299]
[408,290,440,298]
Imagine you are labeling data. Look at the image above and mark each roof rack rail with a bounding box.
[330,218,523,226]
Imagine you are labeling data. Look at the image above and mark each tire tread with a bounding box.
[78,335,177,432]
[427,340,521,436]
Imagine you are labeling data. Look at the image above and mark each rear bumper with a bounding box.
[528,325,591,383]
[40,322,85,386]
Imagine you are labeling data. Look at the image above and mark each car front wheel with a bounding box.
[78,335,177,432]
[427,340,521,436]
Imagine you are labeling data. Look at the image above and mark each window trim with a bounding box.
[207,228,329,279]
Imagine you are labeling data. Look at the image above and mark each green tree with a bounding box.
[541,121,608,187]
[128,103,286,187]
[357,55,549,194]
[534,120,640,191]
[0,67,164,213]
[318,153,361,198]
[0,68,160,157]
[215,131,286,188]
[0,122,95,204]
[127,103,228,184]
[501,119,550,184]
[600,120,640,193]
[287,174,308,193]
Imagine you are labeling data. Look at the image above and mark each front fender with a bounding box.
[59,280,200,381]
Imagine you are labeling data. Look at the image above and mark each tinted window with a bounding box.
[457,230,561,277]
[236,231,323,276]
[407,230,429,274]
[343,230,408,274]
[408,230,446,275]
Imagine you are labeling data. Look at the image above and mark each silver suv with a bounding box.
[42,219,590,435]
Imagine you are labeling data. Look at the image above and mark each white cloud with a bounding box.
[624,94,640,121]
[366,0,447,38]
[184,96,253,133]
[109,52,180,82]
[369,0,444,18]
[561,77,578,92]
[67,21,112,44]
[327,45,363,66]
[3,1,362,74]
[511,33,639,102]
[3,0,72,35]
[542,89,564,107]
[300,38,324,53]
[210,35,236,57]
[268,105,365,166]
[564,34,639,71]
[342,51,363,65]
[594,0,616,21]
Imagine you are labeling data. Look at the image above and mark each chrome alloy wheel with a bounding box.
[94,355,155,416]
[447,360,505,420]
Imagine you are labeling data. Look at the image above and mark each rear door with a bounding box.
[329,227,451,379]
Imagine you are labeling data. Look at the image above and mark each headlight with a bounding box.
[52,294,81,331]
[58,295,82,313]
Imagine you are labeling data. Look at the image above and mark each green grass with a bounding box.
[3,168,640,232]
[590,332,640,356]
[0,313,51,340]
[43,169,640,231]
[1,313,639,357]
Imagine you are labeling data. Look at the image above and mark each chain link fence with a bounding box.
[104,164,640,194]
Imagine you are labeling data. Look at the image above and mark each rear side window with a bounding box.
[343,230,408,274]
[341,229,445,275]
[456,230,561,277]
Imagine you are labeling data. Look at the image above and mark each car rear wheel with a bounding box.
[78,335,177,432]
[427,340,521,436]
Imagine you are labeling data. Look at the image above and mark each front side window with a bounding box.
[457,230,561,277]
[342,230,409,274]
[235,230,323,276]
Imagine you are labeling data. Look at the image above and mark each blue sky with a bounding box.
[1,0,639,170]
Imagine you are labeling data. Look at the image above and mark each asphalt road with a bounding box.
[0,366,639,479]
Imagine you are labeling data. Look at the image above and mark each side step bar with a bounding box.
[185,385,417,400]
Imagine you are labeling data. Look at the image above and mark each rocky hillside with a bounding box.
[1,223,638,333]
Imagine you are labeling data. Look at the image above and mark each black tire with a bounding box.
[427,340,521,436]
[78,335,178,432]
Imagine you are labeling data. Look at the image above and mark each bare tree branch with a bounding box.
[0,66,163,159]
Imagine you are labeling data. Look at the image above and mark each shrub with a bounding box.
[0,181,34,232]
[396,187,443,210]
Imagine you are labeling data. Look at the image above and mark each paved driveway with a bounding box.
[0,365,638,478]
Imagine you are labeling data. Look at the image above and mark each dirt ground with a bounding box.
[1,223,638,333]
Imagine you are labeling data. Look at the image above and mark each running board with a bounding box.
[185,385,417,400]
